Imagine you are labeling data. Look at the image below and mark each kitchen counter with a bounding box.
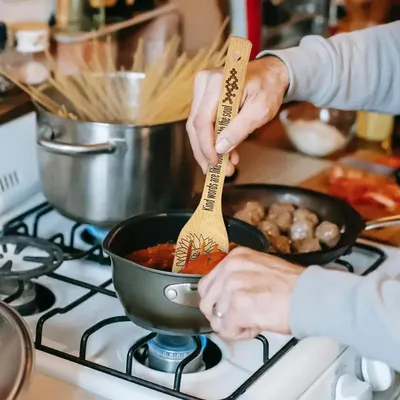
[194,141,332,193]
[24,372,108,400]
[0,91,34,125]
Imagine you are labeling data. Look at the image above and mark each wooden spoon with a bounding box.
[172,36,252,273]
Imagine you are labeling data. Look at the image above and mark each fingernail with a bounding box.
[215,138,232,154]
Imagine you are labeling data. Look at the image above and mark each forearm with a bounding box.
[290,266,400,372]
[258,21,400,114]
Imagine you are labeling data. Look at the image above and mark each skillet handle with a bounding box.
[164,283,199,308]
[364,215,400,230]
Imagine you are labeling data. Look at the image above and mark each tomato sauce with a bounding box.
[181,251,227,274]
[126,242,237,274]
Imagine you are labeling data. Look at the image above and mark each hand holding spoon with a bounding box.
[172,36,252,273]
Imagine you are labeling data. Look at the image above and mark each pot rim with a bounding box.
[36,70,188,129]
[35,102,187,129]
[0,300,35,400]
[102,210,268,278]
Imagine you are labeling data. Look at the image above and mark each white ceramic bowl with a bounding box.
[280,103,357,158]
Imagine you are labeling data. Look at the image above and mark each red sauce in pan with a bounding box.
[180,251,227,274]
[126,242,237,274]
[126,244,176,271]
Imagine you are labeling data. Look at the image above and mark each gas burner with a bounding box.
[133,334,222,374]
[81,226,109,246]
[0,280,55,316]
[0,236,64,281]
[148,335,206,374]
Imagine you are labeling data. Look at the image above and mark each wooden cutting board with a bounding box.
[300,162,400,247]
[349,149,399,164]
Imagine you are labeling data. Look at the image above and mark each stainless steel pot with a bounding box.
[0,301,34,400]
[35,74,196,228]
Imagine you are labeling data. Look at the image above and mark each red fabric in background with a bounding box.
[246,0,262,59]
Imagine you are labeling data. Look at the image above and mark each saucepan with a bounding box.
[219,184,400,266]
[0,300,34,400]
[103,212,268,335]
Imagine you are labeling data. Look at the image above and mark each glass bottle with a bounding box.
[356,111,394,154]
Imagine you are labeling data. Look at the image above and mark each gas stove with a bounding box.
[1,192,400,400]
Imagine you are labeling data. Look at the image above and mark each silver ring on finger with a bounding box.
[212,304,224,319]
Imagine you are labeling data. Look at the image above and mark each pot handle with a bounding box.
[164,283,199,308]
[364,215,400,230]
[38,121,116,155]
[37,138,116,155]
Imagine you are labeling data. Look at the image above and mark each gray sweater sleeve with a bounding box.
[290,266,400,372]
[256,23,400,370]
[258,21,400,114]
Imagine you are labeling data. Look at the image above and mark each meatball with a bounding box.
[267,210,293,233]
[234,201,265,225]
[315,221,341,248]
[269,235,291,254]
[293,208,319,227]
[289,219,314,241]
[257,220,280,238]
[268,202,295,218]
[292,237,321,253]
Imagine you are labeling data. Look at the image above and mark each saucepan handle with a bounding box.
[164,283,199,308]
[364,215,400,230]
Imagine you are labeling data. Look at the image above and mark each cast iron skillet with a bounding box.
[218,184,400,266]
[103,212,268,336]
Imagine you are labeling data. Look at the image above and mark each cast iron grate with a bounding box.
[35,286,295,400]
[2,202,110,265]
[36,296,292,400]
[1,201,388,400]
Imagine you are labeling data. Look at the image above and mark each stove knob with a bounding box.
[335,374,373,400]
[361,358,395,392]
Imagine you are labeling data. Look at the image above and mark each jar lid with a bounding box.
[14,23,49,53]
[0,301,34,400]
[16,31,49,53]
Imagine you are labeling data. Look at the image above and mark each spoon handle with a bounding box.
[198,37,252,217]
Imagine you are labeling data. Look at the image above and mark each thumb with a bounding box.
[215,98,269,154]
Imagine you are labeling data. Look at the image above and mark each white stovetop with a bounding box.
[8,193,293,400]
[3,142,397,400]
[10,191,400,400]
